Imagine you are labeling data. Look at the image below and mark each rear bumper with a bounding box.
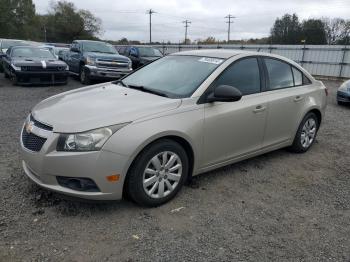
[15,71,68,85]
[337,91,350,103]
[86,65,132,80]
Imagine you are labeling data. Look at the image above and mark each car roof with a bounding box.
[171,49,277,59]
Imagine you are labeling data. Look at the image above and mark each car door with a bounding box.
[261,57,309,147]
[202,57,268,168]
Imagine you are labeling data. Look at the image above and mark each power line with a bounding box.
[147,9,156,43]
[225,14,236,42]
[183,20,191,43]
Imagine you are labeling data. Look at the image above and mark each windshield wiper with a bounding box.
[114,79,128,87]
[128,84,168,98]
[113,81,168,97]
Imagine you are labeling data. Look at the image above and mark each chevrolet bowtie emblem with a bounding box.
[25,121,34,134]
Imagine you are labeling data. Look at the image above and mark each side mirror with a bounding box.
[207,85,242,103]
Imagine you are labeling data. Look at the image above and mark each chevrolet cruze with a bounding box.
[20,50,327,206]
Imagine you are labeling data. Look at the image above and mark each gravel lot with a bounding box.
[0,76,349,262]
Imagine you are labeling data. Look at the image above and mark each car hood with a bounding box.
[12,57,67,67]
[31,83,181,133]
[84,52,130,62]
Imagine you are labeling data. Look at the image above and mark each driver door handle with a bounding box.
[294,96,304,102]
[253,105,266,113]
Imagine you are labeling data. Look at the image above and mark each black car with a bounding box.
[119,46,163,69]
[2,46,69,85]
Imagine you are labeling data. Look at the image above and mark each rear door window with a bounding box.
[265,58,294,90]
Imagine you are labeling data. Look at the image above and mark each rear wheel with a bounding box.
[4,71,9,79]
[289,112,319,153]
[126,139,189,207]
[80,66,91,85]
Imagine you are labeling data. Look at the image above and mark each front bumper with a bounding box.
[337,90,350,103]
[15,71,68,85]
[20,125,131,200]
[86,65,132,80]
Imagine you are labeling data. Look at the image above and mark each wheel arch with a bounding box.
[122,134,196,196]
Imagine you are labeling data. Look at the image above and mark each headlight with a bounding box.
[86,56,96,66]
[128,60,132,69]
[65,65,69,71]
[11,64,21,71]
[57,124,129,152]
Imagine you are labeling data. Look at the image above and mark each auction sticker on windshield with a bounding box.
[198,57,224,65]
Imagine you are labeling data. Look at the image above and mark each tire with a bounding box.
[289,112,319,153]
[10,72,18,86]
[337,101,345,106]
[4,71,9,79]
[79,66,91,85]
[126,139,189,207]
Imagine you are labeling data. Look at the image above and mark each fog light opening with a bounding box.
[56,176,100,192]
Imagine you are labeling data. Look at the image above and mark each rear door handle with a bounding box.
[253,105,266,113]
[294,96,304,102]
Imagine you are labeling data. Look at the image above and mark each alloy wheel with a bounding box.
[142,151,182,199]
[301,118,316,148]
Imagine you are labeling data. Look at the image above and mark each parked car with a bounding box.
[20,50,327,206]
[3,46,69,85]
[0,39,29,72]
[63,40,132,84]
[337,80,350,105]
[119,46,163,69]
[57,48,69,61]
[39,45,69,60]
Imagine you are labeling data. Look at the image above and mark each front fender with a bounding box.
[103,106,204,176]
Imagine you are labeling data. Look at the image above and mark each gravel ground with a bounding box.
[0,76,349,262]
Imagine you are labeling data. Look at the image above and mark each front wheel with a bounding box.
[126,139,189,207]
[80,66,91,85]
[289,112,319,153]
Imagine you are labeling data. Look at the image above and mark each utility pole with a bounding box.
[147,9,156,44]
[225,14,235,43]
[44,25,47,42]
[183,20,191,44]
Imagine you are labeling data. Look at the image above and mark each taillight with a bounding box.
[325,88,328,96]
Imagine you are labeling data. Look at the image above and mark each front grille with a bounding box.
[96,59,129,69]
[22,128,47,152]
[30,115,53,131]
[22,66,65,72]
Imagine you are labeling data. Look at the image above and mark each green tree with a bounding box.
[301,19,327,44]
[270,14,302,44]
[44,1,102,43]
[0,0,38,39]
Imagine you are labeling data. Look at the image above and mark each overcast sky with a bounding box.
[33,0,350,43]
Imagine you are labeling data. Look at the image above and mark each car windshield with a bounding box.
[2,40,27,49]
[83,42,117,54]
[12,47,56,59]
[121,55,223,98]
[138,47,162,57]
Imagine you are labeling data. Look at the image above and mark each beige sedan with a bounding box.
[20,50,327,206]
